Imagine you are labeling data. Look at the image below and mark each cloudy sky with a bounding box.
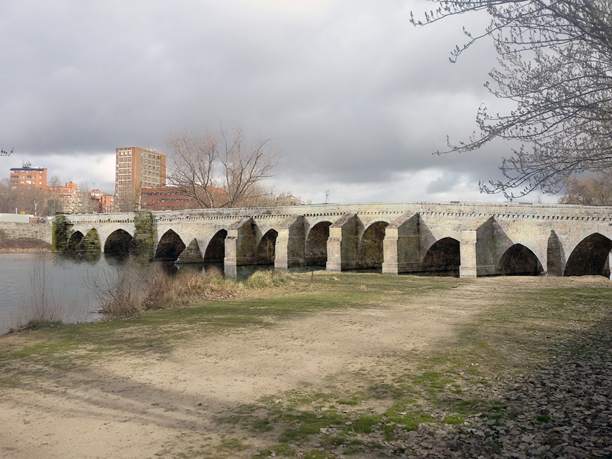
[0,0,552,204]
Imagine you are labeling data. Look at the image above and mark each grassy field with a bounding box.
[0,272,610,458]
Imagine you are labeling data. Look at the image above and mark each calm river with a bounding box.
[0,253,125,335]
[0,253,274,336]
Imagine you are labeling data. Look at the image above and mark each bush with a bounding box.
[96,265,150,319]
[170,267,242,303]
[243,270,291,289]
[96,263,246,319]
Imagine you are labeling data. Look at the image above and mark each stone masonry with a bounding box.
[57,201,612,278]
[0,220,53,250]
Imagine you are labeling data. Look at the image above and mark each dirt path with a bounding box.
[0,276,607,458]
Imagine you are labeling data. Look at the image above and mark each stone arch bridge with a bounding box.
[55,202,612,279]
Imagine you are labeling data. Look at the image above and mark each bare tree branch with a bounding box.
[559,171,612,205]
[168,127,278,208]
[413,0,612,198]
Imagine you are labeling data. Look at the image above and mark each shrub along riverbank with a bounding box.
[93,265,290,319]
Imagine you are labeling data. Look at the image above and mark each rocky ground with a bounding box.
[366,317,612,458]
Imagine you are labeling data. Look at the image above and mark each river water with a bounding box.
[0,253,281,336]
[0,253,125,335]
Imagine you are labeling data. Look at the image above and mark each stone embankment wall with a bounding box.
[0,221,53,252]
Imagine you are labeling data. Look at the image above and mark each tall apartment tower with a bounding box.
[115,147,167,211]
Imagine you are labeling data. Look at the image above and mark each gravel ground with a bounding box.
[364,317,612,458]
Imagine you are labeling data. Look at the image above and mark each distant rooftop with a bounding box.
[10,160,45,171]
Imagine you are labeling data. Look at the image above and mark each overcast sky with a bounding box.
[0,0,553,204]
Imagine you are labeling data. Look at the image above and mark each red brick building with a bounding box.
[46,181,81,213]
[141,186,228,211]
[89,189,115,213]
[141,187,198,211]
[9,162,47,190]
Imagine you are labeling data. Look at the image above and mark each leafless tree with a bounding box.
[0,179,18,213]
[45,176,63,215]
[13,187,45,215]
[116,182,142,212]
[168,127,278,208]
[559,171,612,206]
[412,0,612,198]
[48,175,62,188]
[76,182,98,213]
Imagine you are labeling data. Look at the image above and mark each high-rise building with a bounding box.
[9,162,47,190]
[115,147,167,211]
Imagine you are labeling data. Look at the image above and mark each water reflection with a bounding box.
[0,253,113,335]
[0,252,329,336]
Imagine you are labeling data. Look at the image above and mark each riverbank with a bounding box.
[0,220,52,253]
[0,273,610,458]
[0,243,51,253]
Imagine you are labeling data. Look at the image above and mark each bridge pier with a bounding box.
[326,226,342,272]
[459,230,477,278]
[382,233,423,274]
[224,219,258,278]
[382,227,400,274]
[274,230,306,270]
[274,229,291,270]
[177,238,204,263]
[326,213,361,271]
[382,214,422,274]
[224,231,239,279]
[271,217,306,270]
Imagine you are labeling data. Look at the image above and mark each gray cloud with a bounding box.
[0,1,526,202]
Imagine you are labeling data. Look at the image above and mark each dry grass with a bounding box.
[97,265,290,319]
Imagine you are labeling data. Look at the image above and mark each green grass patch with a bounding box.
[444,415,464,425]
[337,399,359,406]
[304,451,335,459]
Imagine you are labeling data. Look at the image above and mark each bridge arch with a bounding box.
[359,221,389,269]
[155,229,186,261]
[204,229,228,264]
[305,221,332,266]
[104,229,133,259]
[498,243,544,276]
[564,233,612,277]
[422,237,460,276]
[255,229,278,265]
[67,231,84,253]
